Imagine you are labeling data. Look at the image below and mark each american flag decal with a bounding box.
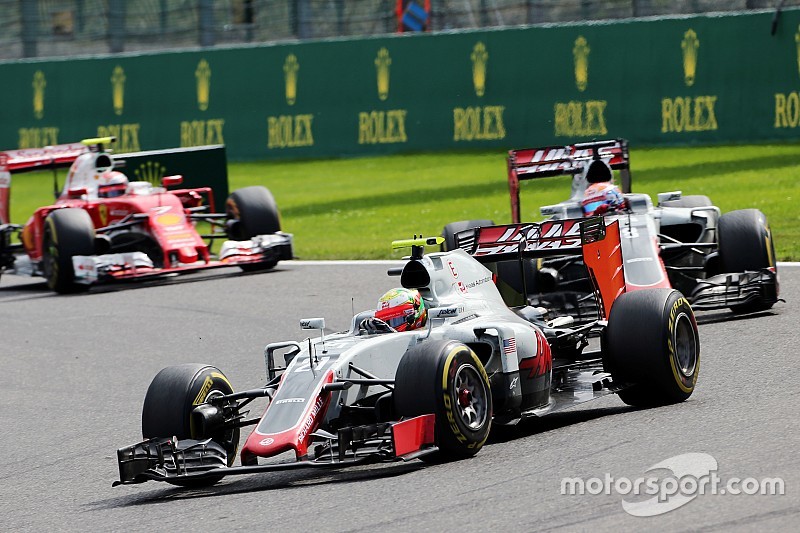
[503,337,516,355]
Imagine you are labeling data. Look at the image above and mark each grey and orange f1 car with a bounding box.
[444,139,779,316]
[114,220,699,488]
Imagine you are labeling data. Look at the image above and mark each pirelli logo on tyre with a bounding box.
[193,376,214,405]
[442,393,468,445]
[666,297,699,393]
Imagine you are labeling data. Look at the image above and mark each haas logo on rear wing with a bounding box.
[457,217,607,259]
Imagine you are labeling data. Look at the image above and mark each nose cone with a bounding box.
[177,246,198,264]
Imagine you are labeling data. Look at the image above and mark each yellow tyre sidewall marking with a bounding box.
[441,345,491,449]
[667,298,698,394]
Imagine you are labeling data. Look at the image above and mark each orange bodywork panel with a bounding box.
[583,219,625,319]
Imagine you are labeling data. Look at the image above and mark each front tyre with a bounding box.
[42,208,95,294]
[718,209,777,313]
[226,186,282,271]
[394,340,492,460]
[605,289,699,407]
[141,364,239,487]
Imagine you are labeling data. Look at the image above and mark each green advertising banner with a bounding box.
[2,9,800,160]
[117,145,229,206]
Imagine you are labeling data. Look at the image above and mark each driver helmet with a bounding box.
[374,288,427,331]
[97,171,129,198]
[582,181,624,216]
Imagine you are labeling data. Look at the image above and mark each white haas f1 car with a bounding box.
[114,221,699,487]
[444,139,779,316]
[0,137,292,293]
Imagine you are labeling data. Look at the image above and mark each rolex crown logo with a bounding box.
[284,54,299,106]
[33,70,46,119]
[196,59,211,111]
[134,161,167,186]
[795,25,800,79]
[573,36,590,92]
[375,48,392,101]
[471,42,488,97]
[111,66,126,116]
[681,29,699,87]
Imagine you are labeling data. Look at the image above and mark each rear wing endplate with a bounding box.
[507,138,631,223]
[455,217,625,318]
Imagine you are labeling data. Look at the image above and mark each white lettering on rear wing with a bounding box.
[510,140,628,179]
[471,219,584,257]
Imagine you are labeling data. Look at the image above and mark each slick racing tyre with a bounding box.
[226,186,281,271]
[42,208,95,294]
[718,209,777,313]
[605,289,699,407]
[659,195,713,208]
[142,364,239,487]
[394,340,492,460]
[441,219,494,252]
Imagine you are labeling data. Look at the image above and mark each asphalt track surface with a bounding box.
[1,262,798,532]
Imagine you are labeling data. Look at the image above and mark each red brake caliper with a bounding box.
[458,387,472,407]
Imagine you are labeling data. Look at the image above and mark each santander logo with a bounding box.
[298,396,325,442]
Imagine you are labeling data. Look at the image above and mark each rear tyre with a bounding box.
[394,340,492,460]
[42,208,95,294]
[718,209,777,313]
[659,195,713,208]
[605,289,699,407]
[441,219,494,251]
[226,186,281,271]
[142,364,239,487]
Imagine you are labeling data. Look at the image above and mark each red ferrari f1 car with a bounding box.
[0,137,292,293]
[113,219,699,488]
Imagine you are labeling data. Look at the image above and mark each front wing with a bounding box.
[73,233,293,284]
[688,268,779,311]
[114,414,436,486]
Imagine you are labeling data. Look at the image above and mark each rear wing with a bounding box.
[0,143,87,174]
[507,138,631,223]
[455,217,625,319]
[0,139,112,223]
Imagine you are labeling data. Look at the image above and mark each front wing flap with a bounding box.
[114,414,436,486]
[218,232,293,264]
[72,233,293,284]
[689,268,779,310]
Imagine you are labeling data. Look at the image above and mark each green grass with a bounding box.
[8,143,800,260]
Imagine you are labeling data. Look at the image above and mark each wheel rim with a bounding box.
[453,363,489,430]
[673,312,697,378]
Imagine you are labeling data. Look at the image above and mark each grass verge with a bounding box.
[8,143,800,260]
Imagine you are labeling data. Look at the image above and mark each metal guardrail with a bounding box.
[1,0,795,61]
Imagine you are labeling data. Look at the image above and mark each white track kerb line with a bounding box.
[291,260,800,267]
